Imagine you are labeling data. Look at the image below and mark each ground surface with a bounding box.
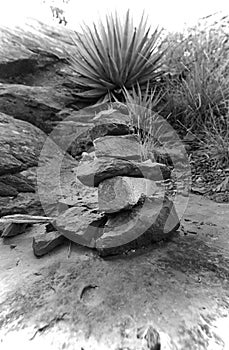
[0,194,229,350]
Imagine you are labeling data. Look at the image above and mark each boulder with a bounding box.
[0,112,46,176]
[53,206,106,248]
[0,83,75,132]
[32,231,66,257]
[98,176,164,213]
[95,196,180,255]
[94,134,143,161]
[76,157,171,187]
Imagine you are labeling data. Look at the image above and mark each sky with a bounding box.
[0,0,228,32]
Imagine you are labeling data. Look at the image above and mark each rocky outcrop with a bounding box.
[0,112,46,176]
[0,84,75,132]
[0,19,76,84]
[0,111,80,218]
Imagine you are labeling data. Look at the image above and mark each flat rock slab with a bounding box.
[53,206,106,248]
[98,176,164,213]
[32,231,66,257]
[94,134,143,161]
[77,157,170,187]
[96,196,180,255]
[90,109,132,140]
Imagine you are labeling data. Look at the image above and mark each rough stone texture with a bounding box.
[0,83,75,133]
[32,231,66,257]
[54,206,106,248]
[90,109,133,140]
[0,194,45,218]
[53,107,132,158]
[0,112,80,218]
[0,174,35,197]
[0,112,46,176]
[96,196,180,254]
[0,19,76,83]
[94,134,143,161]
[98,176,164,213]
[76,157,171,187]
[51,121,94,157]
[1,222,28,238]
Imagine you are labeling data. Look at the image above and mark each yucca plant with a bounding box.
[68,10,167,103]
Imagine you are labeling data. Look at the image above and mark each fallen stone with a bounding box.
[90,109,132,140]
[54,206,106,248]
[1,222,29,237]
[98,176,164,213]
[94,134,143,161]
[95,196,180,256]
[0,214,54,224]
[76,157,171,187]
[32,231,66,257]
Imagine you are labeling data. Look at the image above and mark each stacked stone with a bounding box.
[55,108,180,256]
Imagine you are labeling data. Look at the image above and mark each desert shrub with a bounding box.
[68,10,168,103]
[199,110,229,169]
[122,83,167,160]
[160,13,229,131]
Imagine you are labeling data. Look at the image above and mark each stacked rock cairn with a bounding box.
[55,108,180,256]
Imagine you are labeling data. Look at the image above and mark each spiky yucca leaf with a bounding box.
[69,11,166,102]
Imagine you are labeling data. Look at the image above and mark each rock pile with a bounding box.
[0,108,180,257]
[55,108,180,256]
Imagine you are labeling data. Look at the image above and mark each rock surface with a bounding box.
[0,83,75,132]
[76,157,171,187]
[96,196,180,255]
[32,231,66,257]
[1,222,29,238]
[90,109,132,140]
[54,206,106,248]
[52,107,132,158]
[94,134,143,161]
[0,112,46,176]
[98,176,164,213]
